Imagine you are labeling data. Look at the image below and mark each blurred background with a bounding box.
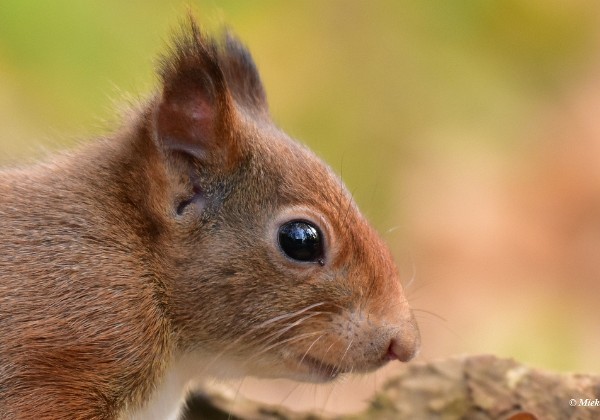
[1,0,600,415]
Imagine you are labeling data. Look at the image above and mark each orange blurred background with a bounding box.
[1,0,600,415]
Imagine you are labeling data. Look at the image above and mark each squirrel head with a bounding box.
[148,17,419,382]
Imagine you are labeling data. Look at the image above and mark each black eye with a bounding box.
[278,220,324,263]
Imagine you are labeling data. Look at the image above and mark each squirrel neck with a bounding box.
[0,116,178,417]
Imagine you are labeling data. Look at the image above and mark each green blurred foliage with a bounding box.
[1,1,600,378]
[0,0,596,226]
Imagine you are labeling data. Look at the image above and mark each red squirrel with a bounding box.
[0,17,420,419]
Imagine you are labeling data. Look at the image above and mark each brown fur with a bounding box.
[0,17,419,419]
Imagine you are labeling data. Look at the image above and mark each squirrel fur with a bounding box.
[0,17,420,419]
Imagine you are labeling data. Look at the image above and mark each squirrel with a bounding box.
[0,16,420,420]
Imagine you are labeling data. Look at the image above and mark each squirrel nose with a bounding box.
[386,322,421,362]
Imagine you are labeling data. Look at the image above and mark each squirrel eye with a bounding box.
[278,220,323,263]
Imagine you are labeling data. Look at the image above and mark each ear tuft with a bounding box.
[155,16,237,168]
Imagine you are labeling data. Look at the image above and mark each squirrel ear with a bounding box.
[220,30,268,116]
[154,18,240,169]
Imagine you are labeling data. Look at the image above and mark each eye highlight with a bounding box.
[278,220,324,264]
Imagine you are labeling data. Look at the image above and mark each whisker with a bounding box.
[196,302,327,377]
[411,307,446,322]
[252,302,326,330]
[413,314,464,342]
[325,301,349,314]
[320,380,337,416]
[316,341,336,375]
[227,376,246,420]
[249,312,324,351]
[246,331,324,363]
[277,380,303,408]
[298,334,325,367]
[380,294,412,313]
[338,338,354,371]
[403,253,417,290]
[404,281,432,299]
[320,338,354,416]
[340,188,357,237]
[335,153,346,220]
[207,312,324,377]
[386,225,402,234]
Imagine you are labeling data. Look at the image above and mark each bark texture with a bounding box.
[182,355,600,420]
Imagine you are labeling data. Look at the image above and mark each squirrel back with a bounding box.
[0,18,419,419]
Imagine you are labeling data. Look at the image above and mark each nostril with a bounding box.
[386,335,420,363]
[386,340,399,361]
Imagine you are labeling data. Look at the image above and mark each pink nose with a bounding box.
[386,326,420,362]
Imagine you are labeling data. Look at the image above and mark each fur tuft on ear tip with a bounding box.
[155,17,235,167]
[153,16,268,169]
[159,18,224,100]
